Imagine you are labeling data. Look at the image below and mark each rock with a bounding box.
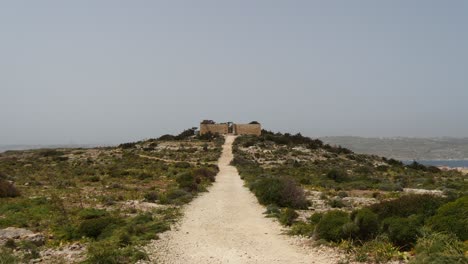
[0,227,34,239]
[26,233,45,246]
[0,227,45,246]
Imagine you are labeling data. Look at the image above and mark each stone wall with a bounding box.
[200,123,229,135]
[234,124,262,136]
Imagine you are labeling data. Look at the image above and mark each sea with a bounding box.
[402,160,468,168]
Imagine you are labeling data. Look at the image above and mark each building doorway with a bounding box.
[227,122,234,134]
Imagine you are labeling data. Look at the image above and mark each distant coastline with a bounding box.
[321,136,468,161]
[402,159,468,168]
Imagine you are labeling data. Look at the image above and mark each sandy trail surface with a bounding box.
[145,135,338,264]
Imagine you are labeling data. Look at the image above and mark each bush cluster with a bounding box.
[428,196,468,241]
[249,176,308,209]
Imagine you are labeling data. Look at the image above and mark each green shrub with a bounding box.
[337,191,348,198]
[118,142,137,149]
[411,231,467,264]
[341,222,359,239]
[326,169,349,183]
[78,216,117,239]
[175,128,196,140]
[143,191,159,203]
[328,198,346,208]
[278,208,298,226]
[4,239,16,249]
[289,221,315,237]
[250,176,308,209]
[382,216,420,249]
[161,189,193,205]
[125,213,169,241]
[38,149,64,157]
[176,172,197,192]
[174,162,191,169]
[369,194,446,220]
[351,208,379,240]
[355,236,400,263]
[85,241,148,264]
[79,208,109,219]
[428,196,468,240]
[308,212,323,225]
[0,248,19,264]
[18,240,40,261]
[264,204,280,216]
[315,210,350,242]
[193,167,217,182]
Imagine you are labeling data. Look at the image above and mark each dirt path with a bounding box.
[145,135,339,264]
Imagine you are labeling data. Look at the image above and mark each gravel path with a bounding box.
[145,135,340,264]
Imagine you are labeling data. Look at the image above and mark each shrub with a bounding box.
[278,208,298,226]
[193,167,217,182]
[78,216,117,239]
[38,149,64,157]
[289,221,316,237]
[341,222,359,239]
[143,191,159,203]
[158,134,176,141]
[308,212,323,225]
[4,239,16,249]
[197,131,220,141]
[176,172,197,192]
[382,216,420,249]
[369,194,446,220]
[411,232,467,264]
[174,162,191,169]
[428,196,468,240]
[0,248,19,264]
[326,169,349,183]
[0,179,20,198]
[337,191,348,198]
[85,241,148,264]
[175,128,196,140]
[79,208,109,220]
[87,175,100,182]
[161,189,193,205]
[355,236,400,263]
[328,198,346,208]
[250,176,308,209]
[351,208,379,240]
[315,210,350,242]
[118,142,137,149]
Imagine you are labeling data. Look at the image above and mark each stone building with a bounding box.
[200,120,261,136]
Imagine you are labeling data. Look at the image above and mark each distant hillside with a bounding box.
[320,136,468,160]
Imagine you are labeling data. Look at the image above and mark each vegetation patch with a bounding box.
[232,131,468,263]
[0,128,223,262]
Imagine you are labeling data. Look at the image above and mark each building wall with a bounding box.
[234,124,262,136]
[200,123,229,135]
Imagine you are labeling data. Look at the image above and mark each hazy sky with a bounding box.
[1,1,467,145]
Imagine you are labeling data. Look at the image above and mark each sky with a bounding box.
[1,1,467,145]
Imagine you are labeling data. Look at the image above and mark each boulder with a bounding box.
[0,227,45,246]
